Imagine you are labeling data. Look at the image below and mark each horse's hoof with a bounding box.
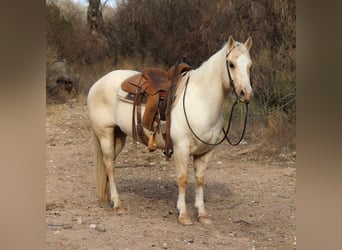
[114,206,124,215]
[178,215,193,225]
[198,215,212,224]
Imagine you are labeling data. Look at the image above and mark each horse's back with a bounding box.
[87,69,139,129]
[88,70,139,102]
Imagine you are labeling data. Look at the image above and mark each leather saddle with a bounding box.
[121,63,191,158]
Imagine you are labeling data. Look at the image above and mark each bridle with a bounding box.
[224,47,249,146]
[183,47,249,146]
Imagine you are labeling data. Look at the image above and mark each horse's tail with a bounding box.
[93,130,107,201]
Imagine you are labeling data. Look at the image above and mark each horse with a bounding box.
[87,36,253,225]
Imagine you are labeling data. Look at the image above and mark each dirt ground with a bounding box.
[46,102,296,250]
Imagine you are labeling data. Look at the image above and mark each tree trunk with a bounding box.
[87,0,104,36]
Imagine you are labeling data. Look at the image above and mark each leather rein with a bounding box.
[182,48,249,146]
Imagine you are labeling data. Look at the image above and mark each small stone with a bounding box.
[227,204,235,209]
[89,224,97,229]
[77,217,82,225]
[96,225,106,232]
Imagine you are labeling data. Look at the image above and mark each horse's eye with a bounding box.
[229,62,235,68]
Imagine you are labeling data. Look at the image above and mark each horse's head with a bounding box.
[226,36,253,103]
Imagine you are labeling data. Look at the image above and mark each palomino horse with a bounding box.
[87,36,253,225]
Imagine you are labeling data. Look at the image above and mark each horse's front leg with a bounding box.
[193,151,213,224]
[174,145,193,225]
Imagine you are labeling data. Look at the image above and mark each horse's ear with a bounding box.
[228,36,235,50]
[244,37,252,50]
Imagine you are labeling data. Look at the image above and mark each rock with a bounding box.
[89,224,97,229]
[187,239,194,245]
[227,204,235,209]
[96,225,106,232]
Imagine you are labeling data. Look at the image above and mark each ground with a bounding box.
[46,102,296,250]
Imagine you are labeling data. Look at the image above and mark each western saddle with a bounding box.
[121,62,191,159]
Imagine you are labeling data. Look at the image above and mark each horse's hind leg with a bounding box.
[193,151,213,224]
[108,127,126,214]
[98,127,125,214]
[113,126,127,159]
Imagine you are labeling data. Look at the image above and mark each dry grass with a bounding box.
[221,97,294,158]
[247,109,295,159]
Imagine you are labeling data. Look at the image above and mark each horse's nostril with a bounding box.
[240,90,245,97]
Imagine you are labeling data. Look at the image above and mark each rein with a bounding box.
[223,99,249,146]
[182,48,249,146]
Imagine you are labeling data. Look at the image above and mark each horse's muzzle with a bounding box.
[238,89,252,104]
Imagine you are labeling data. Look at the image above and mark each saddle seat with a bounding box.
[142,68,170,95]
[121,68,169,97]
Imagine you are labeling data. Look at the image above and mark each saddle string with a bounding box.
[182,47,249,146]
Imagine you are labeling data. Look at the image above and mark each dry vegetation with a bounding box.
[46,0,295,155]
[46,2,296,248]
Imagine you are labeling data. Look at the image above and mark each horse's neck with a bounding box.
[190,44,229,109]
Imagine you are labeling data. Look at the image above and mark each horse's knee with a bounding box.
[196,175,204,187]
[178,175,187,189]
[102,153,113,165]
